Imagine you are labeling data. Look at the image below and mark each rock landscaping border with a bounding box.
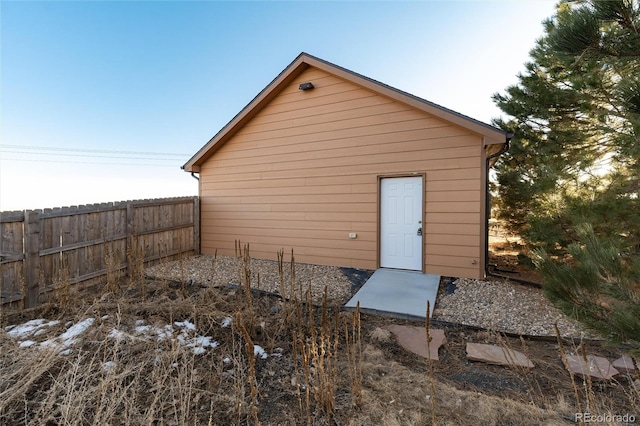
[145,255,590,338]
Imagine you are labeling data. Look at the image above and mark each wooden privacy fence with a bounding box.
[1,197,200,308]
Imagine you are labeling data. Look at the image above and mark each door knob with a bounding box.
[417,227,422,236]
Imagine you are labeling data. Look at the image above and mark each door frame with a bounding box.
[376,173,426,272]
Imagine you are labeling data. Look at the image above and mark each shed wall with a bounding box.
[199,67,485,278]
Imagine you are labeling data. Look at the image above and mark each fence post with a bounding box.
[193,197,200,255]
[23,210,41,308]
[126,201,135,277]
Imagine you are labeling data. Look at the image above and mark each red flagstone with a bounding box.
[466,342,534,368]
[385,325,446,361]
[612,355,638,375]
[566,355,619,380]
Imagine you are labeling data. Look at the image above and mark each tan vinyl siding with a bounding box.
[199,66,485,277]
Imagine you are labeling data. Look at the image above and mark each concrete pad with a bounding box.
[466,343,535,368]
[344,269,440,319]
[385,325,446,361]
[566,355,619,380]
[612,356,638,375]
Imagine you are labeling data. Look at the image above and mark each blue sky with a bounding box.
[1,0,557,211]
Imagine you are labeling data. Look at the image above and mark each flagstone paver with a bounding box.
[466,342,534,368]
[612,355,638,375]
[385,325,446,361]
[566,355,619,380]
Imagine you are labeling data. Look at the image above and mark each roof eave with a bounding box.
[183,52,508,172]
[299,54,507,143]
[182,53,313,172]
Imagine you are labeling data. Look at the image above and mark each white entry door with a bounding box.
[380,176,423,271]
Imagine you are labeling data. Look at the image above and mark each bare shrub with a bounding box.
[2,248,638,425]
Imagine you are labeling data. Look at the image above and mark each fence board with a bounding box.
[0,213,25,304]
[23,210,41,308]
[1,197,199,308]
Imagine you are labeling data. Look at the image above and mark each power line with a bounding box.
[0,144,189,157]
[2,150,183,161]
[0,157,181,167]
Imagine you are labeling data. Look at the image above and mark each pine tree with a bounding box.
[533,225,640,355]
[493,0,639,351]
[493,0,640,254]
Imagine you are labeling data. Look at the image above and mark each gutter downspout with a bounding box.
[184,168,201,254]
[484,134,542,287]
[180,165,200,181]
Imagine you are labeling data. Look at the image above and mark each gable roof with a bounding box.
[183,52,508,172]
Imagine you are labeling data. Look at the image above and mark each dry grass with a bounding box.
[53,256,72,311]
[1,247,638,425]
[425,301,437,425]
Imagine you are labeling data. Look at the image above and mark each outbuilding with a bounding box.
[183,53,509,279]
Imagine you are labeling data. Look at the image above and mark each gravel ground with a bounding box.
[432,278,592,339]
[145,254,354,305]
[145,255,591,338]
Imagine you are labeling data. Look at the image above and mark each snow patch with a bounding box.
[58,318,95,345]
[5,319,60,339]
[6,318,92,354]
[107,329,126,340]
[192,347,207,355]
[110,319,219,355]
[8,316,220,356]
[41,318,95,352]
[174,320,196,331]
[254,345,268,359]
